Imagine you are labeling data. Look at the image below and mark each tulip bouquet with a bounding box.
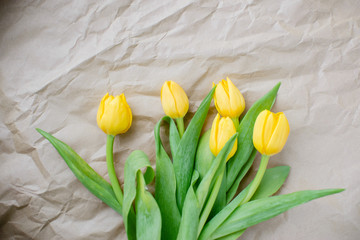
[37,79,343,240]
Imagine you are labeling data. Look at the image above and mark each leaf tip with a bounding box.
[282,165,290,173]
[333,188,345,193]
[272,82,281,94]
[318,188,345,198]
[36,128,46,136]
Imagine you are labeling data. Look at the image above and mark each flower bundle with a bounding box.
[37,79,343,240]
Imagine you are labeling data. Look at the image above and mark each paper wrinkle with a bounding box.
[1,0,360,239]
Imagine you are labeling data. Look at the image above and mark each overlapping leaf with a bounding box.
[177,171,200,240]
[173,87,215,211]
[226,149,257,203]
[123,150,156,240]
[211,189,344,239]
[196,134,238,211]
[199,165,290,240]
[136,170,161,240]
[154,116,181,240]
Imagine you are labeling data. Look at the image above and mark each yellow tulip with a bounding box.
[161,81,189,119]
[253,110,290,156]
[97,93,132,136]
[209,114,237,160]
[213,77,245,118]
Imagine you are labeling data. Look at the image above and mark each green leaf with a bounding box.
[195,133,238,236]
[169,117,181,157]
[123,150,154,240]
[216,230,245,240]
[196,133,238,211]
[173,87,215,211]
[219,166,290,238]
[198,166,225,237]
[226,148,257,203]
[200,165,290,240]
[198,185,250,240]
[36,129,122,214]
[251,166,290,200]
[136,171,162,240]
[195,129,215,180]
[210,166,227,218]
[176,171,200,240]
[212,189,344,239]
[154,117,181,240]
[226,83,281,191]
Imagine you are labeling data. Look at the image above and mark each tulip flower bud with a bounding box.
[253,110,290,156]
[209,114,237,160]
[97,93,132,136]
[213,77,245,118]
[161,81,189,119]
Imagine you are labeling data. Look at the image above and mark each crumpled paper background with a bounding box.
[1,0,359,239]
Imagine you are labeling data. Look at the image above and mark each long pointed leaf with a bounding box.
[198,166,225,237]
[154,117,181,240]
[226,83,281,191]
[196,133,238,211]
[168,117,181,157]
[216,230,245,240]
[212,189,344,239]
[36,129,122,214]
[195,129,215,180]
[226,148,257,203]
[173,87,215,211]
[177,171,200,240]
[218,165,290,238]
[210,166,227,218]
[198,184,250,240]
[200,165,290,240]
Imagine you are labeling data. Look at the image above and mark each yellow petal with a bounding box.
[161,81,178,118]
[120,94,132,133]
[210,114,220,156]
[221,80,229,96]
[266,113,290,156]
[161,81,188,118]
[263,111,277,150]
[170,81,189,118]
[218,117,237,160]
[97,93,108,128]
[109,94,132,135]
[227,77,245,118]
[214,80,231,116]
[253,110,269,154]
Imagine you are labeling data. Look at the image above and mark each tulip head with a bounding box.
[213,77,245,118]
[97,93,132,136]
[161,81,189,119]
[253,110,290,156]
[209,114,238,160]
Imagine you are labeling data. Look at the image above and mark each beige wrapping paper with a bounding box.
[0,0,359,239]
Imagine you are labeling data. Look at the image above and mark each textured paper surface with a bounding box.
[1,0,359,239]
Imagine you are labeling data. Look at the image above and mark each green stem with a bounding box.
[231,117,240,132]
[241,154,270,204]
[176,117,185,138]
[106,134,123,205]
